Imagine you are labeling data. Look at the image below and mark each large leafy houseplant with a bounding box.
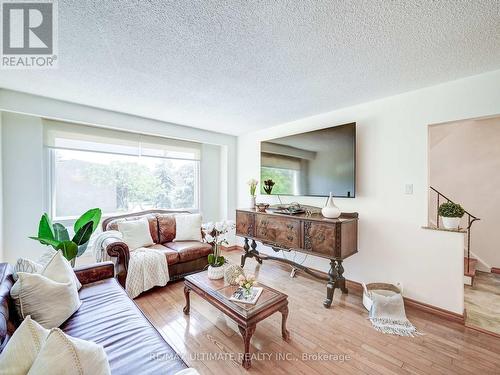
[30,208,102,264]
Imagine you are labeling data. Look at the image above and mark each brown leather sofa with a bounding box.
[0,262,187,374]
[102,210,212,288]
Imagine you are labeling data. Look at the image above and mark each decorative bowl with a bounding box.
[256,203,269,212]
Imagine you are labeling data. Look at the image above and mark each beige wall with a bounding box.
[429,116,500,269]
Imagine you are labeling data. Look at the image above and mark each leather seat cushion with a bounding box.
[60,278,186,375]
[156,214,177,244]
[105,214,160,244]
[165,241,213,263]
[149,244,180,265]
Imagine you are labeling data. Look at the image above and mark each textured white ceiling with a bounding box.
[1,1,499,135]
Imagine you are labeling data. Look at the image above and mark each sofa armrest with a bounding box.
[104,238,130,288]
[74,262,114,285]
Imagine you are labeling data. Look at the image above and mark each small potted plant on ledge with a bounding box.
[203,220,236,279]
[438,202,465,230]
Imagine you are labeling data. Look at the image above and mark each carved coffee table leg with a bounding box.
[183,285,191,315]
[238,325,256,369]
[280,304,290,341]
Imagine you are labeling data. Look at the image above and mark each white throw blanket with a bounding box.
[92,230,169,299]
[369,291,421,337]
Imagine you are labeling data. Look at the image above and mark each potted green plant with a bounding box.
[438,202,465,230]
[30,208,102,266]
[202,220,235,279]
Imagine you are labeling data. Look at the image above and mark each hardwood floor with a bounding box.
[465,271,500,335]
[135,250,500,374]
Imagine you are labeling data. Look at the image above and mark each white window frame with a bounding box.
[45,146,201,225]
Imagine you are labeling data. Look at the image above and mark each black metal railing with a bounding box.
[429,186,480,274]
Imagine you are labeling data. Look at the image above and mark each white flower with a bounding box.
[204,234,214,243]
[214,221,225,232]
[247,178,258,186]
[203,222,214,233]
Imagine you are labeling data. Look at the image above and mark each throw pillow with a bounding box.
[173,214,202,242]
[0,316,49,375]
[42,250,82,291]
[27,328,111,375]
[12,250,81,291]
[13,258,42,282]
[117,218,154,250]
[37,248,58,265]
[10,252,82,329]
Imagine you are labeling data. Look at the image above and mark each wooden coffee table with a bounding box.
[183,271,290,369]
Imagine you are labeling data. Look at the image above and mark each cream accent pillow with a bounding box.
[42,250,82,291]
[174,214,202,242]
[117,218,154,250]
[13,250,81,290]
[10,251,82,329]
[27,328,111,375]
[0,316,49,375]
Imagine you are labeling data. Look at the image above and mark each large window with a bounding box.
[45,120,200,220]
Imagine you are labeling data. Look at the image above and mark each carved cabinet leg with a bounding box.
[324,259,338,308]
[324,281,334,308]
[280,304,290,341]
[183,286,191,315]
[241,238,250,268]
[337,260,348,294]
[251,239,262,264]
[238,325,256,369]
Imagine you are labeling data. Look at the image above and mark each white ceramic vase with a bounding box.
[250,196,256,209]
[207,265,225,280]
[321,192,341,219]
[441,216,461,230]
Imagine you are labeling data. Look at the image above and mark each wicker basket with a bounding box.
[362,282,403,311]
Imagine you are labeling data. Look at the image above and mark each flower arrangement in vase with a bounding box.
[236,273,256,296]
[247,178,258,209]
[203,220,236,279]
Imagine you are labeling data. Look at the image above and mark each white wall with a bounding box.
[1,112,45,263]
[0,90,237,264]
[237,69,500,314]
[200,143,221,222]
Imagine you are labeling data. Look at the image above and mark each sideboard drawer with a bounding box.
[236,211,254,237]
[304,222,336,257]
[255,214,300,249]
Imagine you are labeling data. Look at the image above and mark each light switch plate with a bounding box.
[405,184,413,195]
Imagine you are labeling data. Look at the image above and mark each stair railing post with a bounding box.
[436,193,440,229]
[467,214,471,274]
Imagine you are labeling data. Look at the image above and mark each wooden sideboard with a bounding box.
[236,208,358,308]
